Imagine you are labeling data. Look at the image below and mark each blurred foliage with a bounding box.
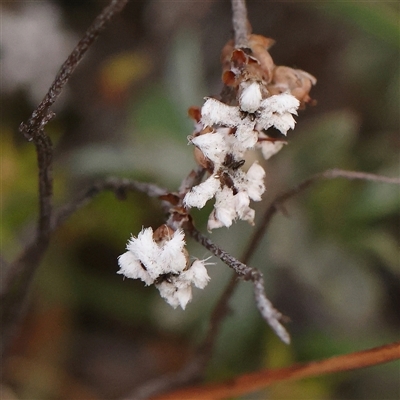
[1,1,399,399]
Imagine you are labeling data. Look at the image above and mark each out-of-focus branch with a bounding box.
[245,168,400,261]
[231,0,250,48]
[186,167,400,382]
[189,227,290,344]
[53,177,168,231]
[19,0,129,142]
[1,0,129,361]
[124,169,400,400]
[151,341,400,400]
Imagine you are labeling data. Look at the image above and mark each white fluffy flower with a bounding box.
[184,176,220,209]
[155,259,211,309]
[201,93,299,142]
[257,94,300,135]
[118,227,187,285]
[190,131,228,165]
[201,98,241,128]
[245,161,266,201]
[205,162,265,229]
[211,187,237,228]
[262,140,285,159]
[235,125,258,149]
[118,227,211,309]
[186,91,298,230]
[234,191,255,223]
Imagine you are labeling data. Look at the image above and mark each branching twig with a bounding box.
[189,227,290,344]
[126,166,400,398]
[245,168,400,261]
[189,167,400,377]
[52,177,168,231]
[1,0,129,360]
[151,341,400,400]
[19,0,128,142]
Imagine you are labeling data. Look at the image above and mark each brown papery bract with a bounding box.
[220,33,316,109]
[268,66,317,108]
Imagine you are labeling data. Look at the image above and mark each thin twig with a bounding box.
[189,167,400,376]
[52,177,168,231]
[189,227,290,344]
[151,341,400,400]
[124,359,204,400]
[245,168,400,261]
[231,0,250,48]
[19,0,129,141]
[121,169,400,399]
[1,0,129,361]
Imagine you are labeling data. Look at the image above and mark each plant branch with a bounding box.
[19,0,129,142]
[188,167,400,379]
[189,227,290,344]
[151,341,400,400]
[245,168,400,261]
[1,0,129,361]
[52,177,168,231]
[231,0,250,48]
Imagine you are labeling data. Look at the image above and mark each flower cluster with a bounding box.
[118,225,210,309]
[184,34,315,230]
[118,34,316,310]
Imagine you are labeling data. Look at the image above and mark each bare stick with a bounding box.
[245,168,400,262]
[52,177,168,231]
[189,227,290,344]
[19,0,129,141]
[231,0,250,48]
[151,341,400,400]
[123,109,399,400]
[1,0,129,360]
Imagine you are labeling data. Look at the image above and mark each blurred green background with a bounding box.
[1,1,399,399]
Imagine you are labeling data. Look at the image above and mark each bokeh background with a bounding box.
[1,1,399,399]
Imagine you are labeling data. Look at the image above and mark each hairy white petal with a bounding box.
[261,93,300,115]
[215,207,235,227]
[234,191,250,214]
[257,93,299,135]
[156,280,193,310]
[180,260,210,289]
[207,211,225,230]
[258,140,286,160]
[235,125,258,149]
[247,161,265,181]
[246,162,266,201]
[188,260,211,289]
[201,98,242,127]
[191,131,228,163]
[117,252,154,285]
[174,285,193,309]
[159,229,187,274]
[271,113,296,135]
[236,202,255,224]
[233,191,255,224]
[214,187,237,227]
[184,176,220,209]
[239,81,262,113]
[125,228,162,278]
